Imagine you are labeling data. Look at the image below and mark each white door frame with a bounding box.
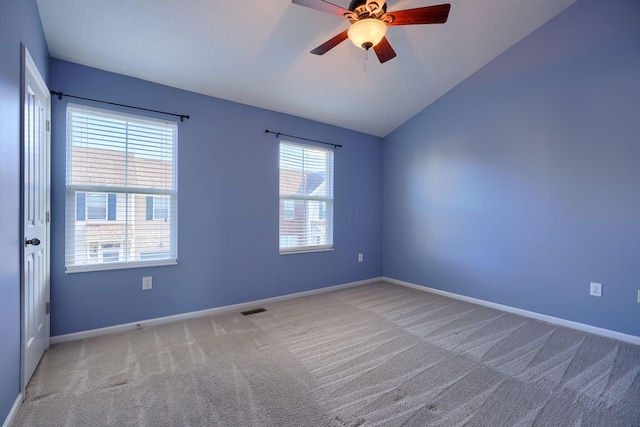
[20,44,51,395]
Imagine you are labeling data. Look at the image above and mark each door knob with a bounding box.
[25,238,41,246]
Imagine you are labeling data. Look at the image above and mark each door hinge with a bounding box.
[46,120,50,132]
[45,302,50,315]
[46,211,50,223]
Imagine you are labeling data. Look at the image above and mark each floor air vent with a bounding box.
[241,308,267,316]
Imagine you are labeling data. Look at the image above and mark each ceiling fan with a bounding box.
[293,0,451,63]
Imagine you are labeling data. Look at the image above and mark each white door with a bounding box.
[22,45,51,391]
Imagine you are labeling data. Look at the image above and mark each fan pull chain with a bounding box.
[363,49,368,71]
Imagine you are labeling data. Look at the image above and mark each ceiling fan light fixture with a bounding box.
[347,18,387,50]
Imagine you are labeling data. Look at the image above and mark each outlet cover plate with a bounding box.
[590,282,602,297]
[143,276,153,290]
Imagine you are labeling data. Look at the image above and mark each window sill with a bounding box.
[65,259,177,274]
[280,246,334,255]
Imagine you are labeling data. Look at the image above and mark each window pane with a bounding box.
[153,195,169,220]
[65,104,178,271]
[101,243,121,263]
[86,192,107,220]
[283,200,294,219]
[279,141,333,253]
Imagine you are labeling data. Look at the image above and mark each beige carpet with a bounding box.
[14,281,640,426]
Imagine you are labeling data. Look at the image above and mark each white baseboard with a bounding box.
[383,277,640,346]
[2,393,22,427]
[51,277,383,344]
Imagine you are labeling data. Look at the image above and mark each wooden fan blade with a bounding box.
[387,4,451,26]
[373,37,397,63]
[292,0,350,18]
[310,30,349,55]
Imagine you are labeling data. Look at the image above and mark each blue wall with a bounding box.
[383,0,640,336]
[0,0,49,421]
[3,1,638,423]
[49,60,383,336]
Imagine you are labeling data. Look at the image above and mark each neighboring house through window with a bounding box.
[65,104,178,272]
[279,141,334,253]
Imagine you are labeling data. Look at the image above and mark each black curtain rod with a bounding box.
[50,91,190,122]
[265,130,342,149]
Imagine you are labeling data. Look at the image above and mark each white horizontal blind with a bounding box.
[65,104,178,272]
[279,141,334,253]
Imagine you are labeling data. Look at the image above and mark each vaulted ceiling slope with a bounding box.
[37,0,576,137]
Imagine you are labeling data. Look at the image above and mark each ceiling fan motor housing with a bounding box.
[347,0,387,20]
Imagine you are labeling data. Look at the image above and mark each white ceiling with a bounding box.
[37,0,576,137]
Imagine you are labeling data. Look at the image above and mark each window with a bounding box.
[101,243,122,262]
[283,200,294,219]
[146,195,170,220]
[65,104,178,272]
[279,141,334,253]
[86,192,107,219]
[88,242,123,263]
[76,192,116,221]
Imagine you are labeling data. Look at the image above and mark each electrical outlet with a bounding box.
[590,282,602,297]
[142,276,153,290]
[358,253,363,263]
[637,290,640,303]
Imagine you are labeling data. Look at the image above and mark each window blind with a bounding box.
[279,141,334,253]
[65,104,178,272]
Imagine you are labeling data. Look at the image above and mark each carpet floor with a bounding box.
[14,281,640,426]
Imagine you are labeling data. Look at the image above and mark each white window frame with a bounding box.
[279,140,334,254]
[65,104,178,272]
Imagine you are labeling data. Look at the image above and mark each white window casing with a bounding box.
[279,141,334,254]
[65,104,178,272]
